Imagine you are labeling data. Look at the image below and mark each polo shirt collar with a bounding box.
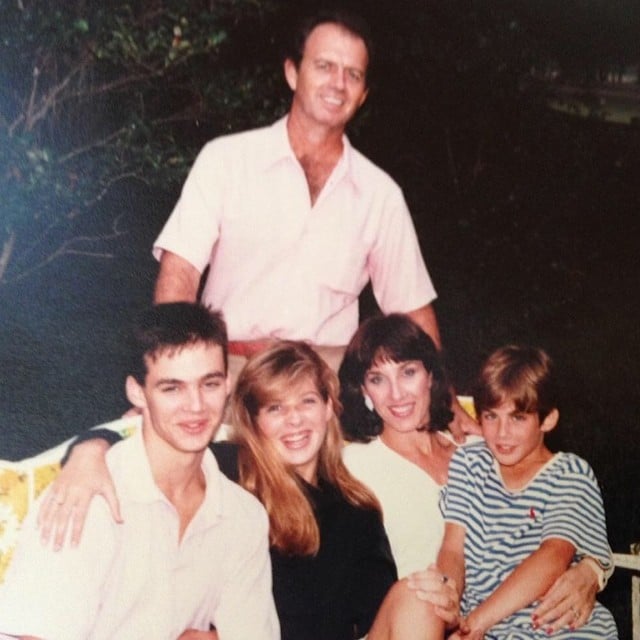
[262,116,296,167]
[264,115,362,194]
[116,427,225,529]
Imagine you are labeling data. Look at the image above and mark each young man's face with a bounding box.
[285,22,369,131]
[127,342,230,455]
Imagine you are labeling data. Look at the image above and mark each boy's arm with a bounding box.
[532,559,599,631]
[464,538,575,636]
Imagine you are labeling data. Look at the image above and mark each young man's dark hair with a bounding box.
[286,7,375,82]
[130,302,228,384]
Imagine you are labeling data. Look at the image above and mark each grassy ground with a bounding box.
[1,108,639,635]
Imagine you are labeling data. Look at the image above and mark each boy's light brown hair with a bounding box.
[474,345,558,421]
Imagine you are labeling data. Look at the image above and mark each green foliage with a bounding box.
[0,0,284,283]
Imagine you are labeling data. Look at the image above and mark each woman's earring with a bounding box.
[364,394,374,412]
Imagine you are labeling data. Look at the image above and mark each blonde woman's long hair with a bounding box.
[231,340,381,556]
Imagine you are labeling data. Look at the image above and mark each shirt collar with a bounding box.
[115,427,225,528]
[260,115,295,168]
[262,115,362,194]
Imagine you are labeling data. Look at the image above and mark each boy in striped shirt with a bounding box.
[438,345,617,639]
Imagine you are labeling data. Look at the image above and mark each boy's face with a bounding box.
[480,399,557,471]
[126,342,230,456]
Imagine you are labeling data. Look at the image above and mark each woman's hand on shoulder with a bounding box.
[38,438,122,550]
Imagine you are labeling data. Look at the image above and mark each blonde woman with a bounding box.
[228,340,397,639]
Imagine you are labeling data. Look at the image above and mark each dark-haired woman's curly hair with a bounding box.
[338,313,453,442]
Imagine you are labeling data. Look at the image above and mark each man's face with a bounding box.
[285,22,369,131]
[126,342,230,456]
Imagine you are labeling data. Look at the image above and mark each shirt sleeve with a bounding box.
[542,455,613,572]
[367,187,437,314]
[61,427,123,465]
[211,507,280,640]
[0,489,117,640]
[153,140,224,272]
[441,447,474,528]
[350,508,398,637]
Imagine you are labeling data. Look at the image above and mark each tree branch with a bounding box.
[58,127,128,163]
[24,52,93,132]
[0,231,16,283]
[2,215,128,286]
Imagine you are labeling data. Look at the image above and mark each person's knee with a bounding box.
[377,580,445,640]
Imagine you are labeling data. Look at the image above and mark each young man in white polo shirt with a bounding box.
[0,303,279,640]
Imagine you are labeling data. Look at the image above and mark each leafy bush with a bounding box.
[0,0,285,283]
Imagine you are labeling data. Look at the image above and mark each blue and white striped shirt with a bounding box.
[442,441,617,639]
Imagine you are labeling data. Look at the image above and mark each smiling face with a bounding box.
[480,399,558,473]
[255,376,333,483]
[362,359,433,435]
[284,22,369,132]
[126,342,230,456]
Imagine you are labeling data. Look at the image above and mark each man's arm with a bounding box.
[407,304,441,348]
[407,304,481,440]
[154,251,201,303]
[463,538,575,637]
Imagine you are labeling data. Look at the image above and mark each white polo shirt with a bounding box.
[154,116,436,346]
[0,429,279,640]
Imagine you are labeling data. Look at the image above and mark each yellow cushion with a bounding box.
[0,415,142,584]
[457,395,477,419]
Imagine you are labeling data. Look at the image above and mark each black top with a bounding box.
[69,433,397,640]
[212,441,397,640]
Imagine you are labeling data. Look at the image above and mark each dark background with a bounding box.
[1,1,639,636]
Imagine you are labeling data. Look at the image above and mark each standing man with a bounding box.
[153,10,475,433]
[0,303,279,640]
